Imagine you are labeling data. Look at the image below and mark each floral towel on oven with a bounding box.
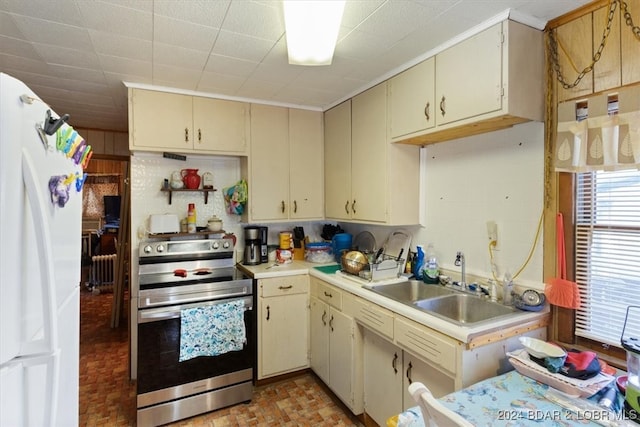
[179,299,246,362]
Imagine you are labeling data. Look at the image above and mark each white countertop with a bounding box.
[237,260,549,344]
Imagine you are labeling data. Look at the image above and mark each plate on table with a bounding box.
[519,337,566,359]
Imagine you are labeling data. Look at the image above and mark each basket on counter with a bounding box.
[340,251,404,282]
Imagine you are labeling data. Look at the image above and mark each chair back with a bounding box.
[407,382,473,427]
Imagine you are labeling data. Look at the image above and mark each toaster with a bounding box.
[149,214,180,234]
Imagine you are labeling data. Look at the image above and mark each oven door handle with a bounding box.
[137,296,253,323]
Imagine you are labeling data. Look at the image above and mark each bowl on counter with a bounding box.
[207,217,223,232]
[305,242,333,263]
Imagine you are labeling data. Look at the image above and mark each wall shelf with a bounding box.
[161,188,216,204]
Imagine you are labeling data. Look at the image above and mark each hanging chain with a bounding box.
[548,0,639,90]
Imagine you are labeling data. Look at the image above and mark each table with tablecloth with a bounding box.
[392,370,630,427]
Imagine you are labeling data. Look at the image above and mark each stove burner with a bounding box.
[194,269,212,276]
[173,269,187,277]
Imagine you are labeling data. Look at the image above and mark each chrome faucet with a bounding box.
[454,251,466,289]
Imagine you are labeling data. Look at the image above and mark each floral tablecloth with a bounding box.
[395,370,627,427]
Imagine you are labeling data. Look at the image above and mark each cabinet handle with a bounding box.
[351,200,356,214]
[322,310,327,326]
[293,200,297,213]
[323,291,332,298]
[198,128,202,143]
[440,95,446,117]
[392,352,398,374]
[266,305,270,321]
[406,361,413,384]
[424,102,430,121]
[344,201,349,214]
[278,285,293,290]
[281,200,285,213]
[184,128,189,142]
[329,315,334,332]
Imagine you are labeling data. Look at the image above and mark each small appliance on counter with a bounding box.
[621,306,640,422]
[243,226,262,265]
[258,226,268,263]
[149,213,180,234]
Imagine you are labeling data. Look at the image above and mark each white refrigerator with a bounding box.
[0,73,86,426]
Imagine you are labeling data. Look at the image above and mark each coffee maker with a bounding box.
[258,226,268,263]
[243,226,262,265]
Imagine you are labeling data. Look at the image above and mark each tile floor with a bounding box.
[79,289,364,426]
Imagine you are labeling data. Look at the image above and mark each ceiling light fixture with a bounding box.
[283,0,345,66]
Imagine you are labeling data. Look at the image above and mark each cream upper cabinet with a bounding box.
[555,13,594,102]
[257,276,309,380]
[621,0,640,86]
[435,23,503,126]
[395,20,544,145]
[129,88,249,155]
[289,109,324,220]
[324,100,352,221]
[192,97,249,154]
[129,89,193,151]
[389,57,435,140]
[326,85,420,225]
[249,105,324,222]
[249,104,289,221]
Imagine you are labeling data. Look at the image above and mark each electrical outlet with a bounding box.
[486,220,498,246]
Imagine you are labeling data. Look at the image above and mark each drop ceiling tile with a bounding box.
[2,0,84,26]
[354,1,440,42]
[258,36,288,65]
[89,30,152,61]
[235,78,285,101]
[154,0,230,28]
[0,35,42,60]
[153,42,209,70]
[0,11,25,38]
[46,63,107,85]
[32,42,101,70]
[153,64,201,89]
[222,0,284,41]
[0,53,52,75]
[335,29,397,61]
[204,54,258,77]
[211,30,277,62]
[197,70,246,94]
[250,62,304,85]
[153,15,219,52]
[98,54,152,78]
[10,14,93,51]
[103,0,153,12]
[341,0,387,29]
[75,0,152,40]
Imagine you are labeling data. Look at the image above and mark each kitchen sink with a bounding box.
[364,280,456,303]
[413,294,516,325]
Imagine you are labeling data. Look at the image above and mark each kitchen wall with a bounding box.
[345,121,545,291]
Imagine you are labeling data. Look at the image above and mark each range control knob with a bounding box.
[143,245,152,254]
[156,244,165,253]
[212,241,220,250]
[222,241,230,249]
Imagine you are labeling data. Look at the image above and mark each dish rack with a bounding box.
[342,254,405,282]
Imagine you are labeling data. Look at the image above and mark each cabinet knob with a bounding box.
[344,200,349,214]
[392,352,398,374]
[278,285,293,290]
[293,200,297,213]
[281,200,285,213]
[322,310,327,326]
[406,361,413,384]
[185,128,189,142]
[329,315,334,332]
[266,305,270,321]
[323,291,332,298]
[440,96,446,117]
[198,128,202,143]
[351,200,356,214]
[424,102,430,121]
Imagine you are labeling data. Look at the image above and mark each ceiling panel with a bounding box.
[0,0,592,131]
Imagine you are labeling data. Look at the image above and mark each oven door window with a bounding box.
[137,297,255,395]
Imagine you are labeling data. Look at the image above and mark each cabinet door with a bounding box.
[351,83,387,223]
[310,297,330,384]
[593,5,621,94]
[250,104,289,220]
[130,89,193,151]
[555,13,593,101]
[622,1,640,85]
[329,308,354,407]
[363,330,402,426]
[389,57,435,139]
[259,293,309,379]
[402,353,455,411]
[435,23,502,125]
[289,109,323,219]
[193,97,248,154]
[324,100,352,220]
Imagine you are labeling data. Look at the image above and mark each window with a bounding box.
[574,169,640,347]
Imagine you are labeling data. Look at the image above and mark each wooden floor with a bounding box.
[79,288,363,426]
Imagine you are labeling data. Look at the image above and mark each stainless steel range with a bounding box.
[135,238,254,427]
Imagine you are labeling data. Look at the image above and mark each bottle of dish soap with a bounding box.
[422,243,439,284]
[412,245,425,280]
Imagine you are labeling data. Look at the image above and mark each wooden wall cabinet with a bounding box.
[248,104,324,222]
[393,20,544,145]
[129,88,249,155]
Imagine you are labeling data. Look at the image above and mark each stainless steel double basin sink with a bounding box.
[364,280,518,326]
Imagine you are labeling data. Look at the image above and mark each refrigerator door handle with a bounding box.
[19,150,59,357]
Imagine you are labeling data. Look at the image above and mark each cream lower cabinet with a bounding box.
[325,84,420,225]
[249,105,323,222]
[257,275,309,380]
[309,278,363,414]
[128,88,248,154]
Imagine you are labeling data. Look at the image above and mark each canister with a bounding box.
[279,231,293,249]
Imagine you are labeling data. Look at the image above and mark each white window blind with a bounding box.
[575,169,640,347]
